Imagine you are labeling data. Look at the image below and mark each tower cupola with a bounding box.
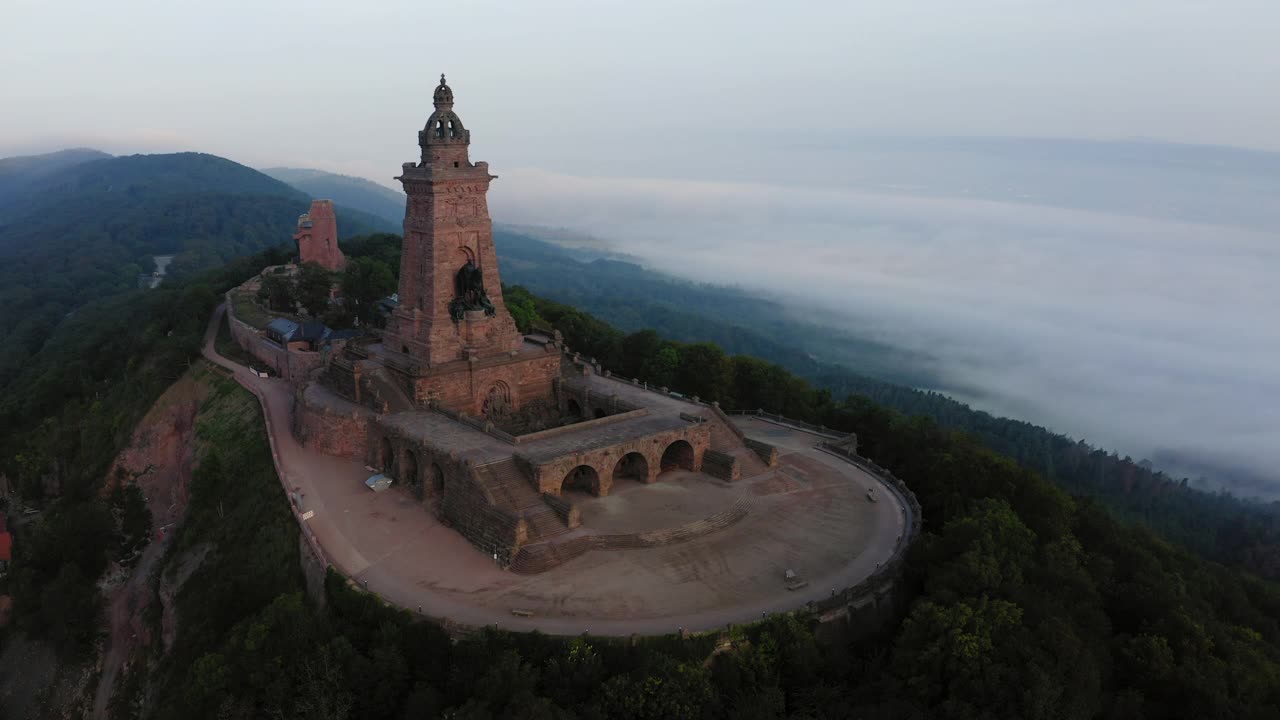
[420,73,470,156]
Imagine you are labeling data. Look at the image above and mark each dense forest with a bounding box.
[0,151,394,393]
[4,225,1280,717]
[0,247,293,654]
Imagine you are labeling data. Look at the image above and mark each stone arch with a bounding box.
[593,407,607,419]
[612,452,650,486]
[660,439,695,474]
[403,448,421,498]
[566,398,583,419]
[380,436,394,472]
[482,381,513,423]
[561,465,601,497]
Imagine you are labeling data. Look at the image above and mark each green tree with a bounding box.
[295,262,334,317]
[504,285,546,333]
[340,257,395,325]
[892,597,1026,716]
[675,342,733,404]
[258,272,293,312]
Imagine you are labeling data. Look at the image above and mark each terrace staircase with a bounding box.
[364,368,415,414]
[703,413,770,478]
[474,459,569,543]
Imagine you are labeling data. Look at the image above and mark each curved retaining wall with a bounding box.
[806,441,922,626]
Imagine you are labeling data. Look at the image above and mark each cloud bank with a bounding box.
[491,167,1280,496]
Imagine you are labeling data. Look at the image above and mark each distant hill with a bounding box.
[0,147,112,211]
[262,166,405,225]
[0,150,394,387]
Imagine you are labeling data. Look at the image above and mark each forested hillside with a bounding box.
[0,150,394,393]
[262,166,406,225]
[0,147,112,211]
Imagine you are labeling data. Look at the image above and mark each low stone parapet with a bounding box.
[805,440,923,628]
[701,449,741,482]
[744,437,779,468]
[541,492,581,529]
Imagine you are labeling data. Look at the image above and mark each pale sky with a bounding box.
[3,0,1279,181]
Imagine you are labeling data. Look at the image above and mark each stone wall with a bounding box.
[293,384,374,459]
[389,346,562,419]
[560,382,644,420]
[512,407,649,445]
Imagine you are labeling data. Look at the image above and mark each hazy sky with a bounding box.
[4,0,1280,177]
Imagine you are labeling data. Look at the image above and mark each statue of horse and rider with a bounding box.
[449,259,496,322]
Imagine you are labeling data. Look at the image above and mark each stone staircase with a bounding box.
[508,497,752,575]
[363,368,416,414]
[703,414,770,478]
[474,459,569,543]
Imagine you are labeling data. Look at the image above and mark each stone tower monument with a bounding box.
[294,199,346,271]
[382,74,523,366]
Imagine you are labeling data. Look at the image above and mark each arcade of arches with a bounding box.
[378,436,446,503]
[551,438,704,498]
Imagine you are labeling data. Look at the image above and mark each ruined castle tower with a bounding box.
[382,75,523,366]
[293,199,346,270]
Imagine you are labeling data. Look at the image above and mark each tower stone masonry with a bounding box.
[293,199,346,270]
[382,74,523,366]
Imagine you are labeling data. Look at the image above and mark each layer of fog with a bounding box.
[489,144,1280,498]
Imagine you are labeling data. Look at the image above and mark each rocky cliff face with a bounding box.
[0,363,258,719]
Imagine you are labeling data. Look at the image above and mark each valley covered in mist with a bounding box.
[489,137,1280,499]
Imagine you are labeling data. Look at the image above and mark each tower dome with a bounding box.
[421,73,469,149]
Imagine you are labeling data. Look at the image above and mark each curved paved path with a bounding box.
[202,304,915,635]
